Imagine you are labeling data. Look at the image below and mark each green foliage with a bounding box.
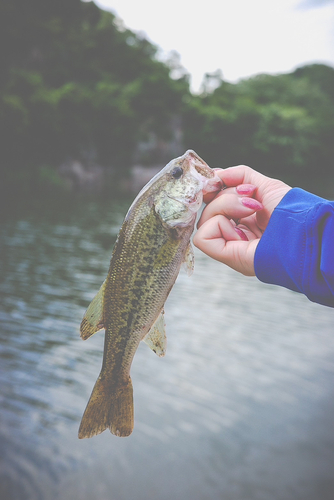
[184,65,334,189]
[0,0,333,194]
[0,0,189,179]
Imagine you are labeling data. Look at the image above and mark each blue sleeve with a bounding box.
[254,188,334,308]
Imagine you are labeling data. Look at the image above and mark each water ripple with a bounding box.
[1,200,334,500]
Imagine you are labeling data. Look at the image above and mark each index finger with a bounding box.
[216,165,267,188]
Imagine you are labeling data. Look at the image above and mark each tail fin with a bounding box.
[78,375,134,439]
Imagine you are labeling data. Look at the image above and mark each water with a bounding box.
[1,197,334,500]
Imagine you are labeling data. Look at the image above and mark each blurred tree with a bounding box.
[183,64,334,190]
[0,0,333,194]
[0,0,190,185]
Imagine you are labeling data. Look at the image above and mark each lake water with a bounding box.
[1,196,334,500]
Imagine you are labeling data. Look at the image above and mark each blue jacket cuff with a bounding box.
[254,188,334,307]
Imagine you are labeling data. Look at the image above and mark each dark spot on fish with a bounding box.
[171,166,183,179]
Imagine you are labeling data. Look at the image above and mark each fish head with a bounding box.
[164,149,222,209]
[151,150,222,227]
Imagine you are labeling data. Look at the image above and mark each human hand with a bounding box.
[193,165,291,276]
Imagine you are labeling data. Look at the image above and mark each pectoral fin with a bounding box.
[182,242,195,276]
[142,309,167,357]
[80,280,106,340]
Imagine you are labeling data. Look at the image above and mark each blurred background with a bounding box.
[1,1,334,499]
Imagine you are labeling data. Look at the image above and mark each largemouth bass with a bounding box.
[78,150,222,439]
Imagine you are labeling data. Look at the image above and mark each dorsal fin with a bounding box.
[80,280,106,340]
[142,309,167,357]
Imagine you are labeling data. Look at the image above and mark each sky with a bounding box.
[90,0,334,92]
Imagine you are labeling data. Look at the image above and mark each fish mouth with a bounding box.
[202,174,223,195]
[187,161,222,195]
[185,150,223,193]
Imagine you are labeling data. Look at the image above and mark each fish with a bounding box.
[78,150,222,439]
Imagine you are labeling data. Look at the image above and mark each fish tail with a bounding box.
[78,375,134,439]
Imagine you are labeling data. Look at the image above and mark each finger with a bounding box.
[193,215,244,261]
[193,215,258,276]
[215,165,267,189]
[195,214,242,246]
[218,239,258,276]
[236,184,257,196]
[234,223,258,241]
[212,184,257,199]
[198,192,263,228]
[203,190,222,204]
[203,183,257,205]
[237,217,263,239]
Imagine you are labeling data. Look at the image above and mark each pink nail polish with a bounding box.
[240,197,263,210]
[236,184,256,195]
[235,227,248,241]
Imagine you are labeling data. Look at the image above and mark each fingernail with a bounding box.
[240,197,263,210]
[236,184,256,195]
[235,227,248,241]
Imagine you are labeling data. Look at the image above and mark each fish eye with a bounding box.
[171,167,183,179]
